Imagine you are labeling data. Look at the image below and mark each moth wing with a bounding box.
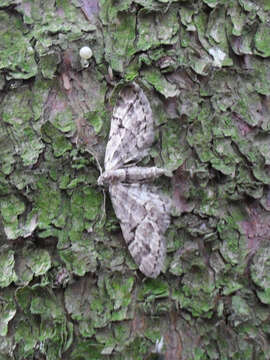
[104,83,155,171]
[109,183,170,278]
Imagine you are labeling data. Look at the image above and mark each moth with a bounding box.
[98,83,170,278]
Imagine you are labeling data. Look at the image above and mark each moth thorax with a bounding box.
[97,170,122,186]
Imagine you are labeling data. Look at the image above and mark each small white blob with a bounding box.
[79,46,92,59]
[79,46,93,68]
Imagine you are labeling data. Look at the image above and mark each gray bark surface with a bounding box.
[0,1,270,359]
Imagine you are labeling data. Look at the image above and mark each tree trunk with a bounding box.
[1,1,270,359]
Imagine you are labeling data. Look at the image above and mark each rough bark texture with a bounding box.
[1,1,270,359]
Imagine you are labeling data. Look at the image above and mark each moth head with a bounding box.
[97,171,118,187]
[97,172,111,187]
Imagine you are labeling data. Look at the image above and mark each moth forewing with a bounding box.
[99,82,170,278]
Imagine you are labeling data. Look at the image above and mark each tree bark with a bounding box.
[0,1,270,359]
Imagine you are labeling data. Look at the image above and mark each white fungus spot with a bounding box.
[79,46,93,60]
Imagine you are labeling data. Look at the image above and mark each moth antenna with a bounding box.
[85,148,107,222]
[85,148,103,176]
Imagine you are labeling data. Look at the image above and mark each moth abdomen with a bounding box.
[98,166,167,186]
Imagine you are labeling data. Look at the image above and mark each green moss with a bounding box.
[71,341,103,359]
[14,316,40,358]
[157,119,190,171]
[228,3,246,36]
[139,278,169,301]
[231,295,252,324]
[142,68,179,98]
[35,176,62,229]
[105,274,134,316]
[251,243,270,304]
[218,218,240,265]
[59,236,97,276]
[87,110,105,135]
[0,291,16,336]
[136,7,179,51]
[104,12,136,72]
[0,195,26,239]
[0,250,17,287]
[27,248,51,276]
[51,108,75,133]
[1,89,44,167]
[255,23,270,57]
[0,12,37,79]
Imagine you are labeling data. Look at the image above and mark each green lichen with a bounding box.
[103,12,136,72]
[0,11,37,79]
[251,243,270,304]
[26,248,52,276]
[59,236,98,276]
[0,291,17,337]
[0,195,26,239]
[254,23,270,57]
[51,107,75,133]
[1,88,44,167]
[157,119,190,171]
[87,110,106,135]
[136,6,179,51]
[35,176,62,229]
[0,250,17,287]
[142,68,180,98]
[14,285,73,359]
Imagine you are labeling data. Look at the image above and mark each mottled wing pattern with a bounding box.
[109,183,170,278]
[104,83,155,171]
[100,83,170,278]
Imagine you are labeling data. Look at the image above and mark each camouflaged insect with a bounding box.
[98,83,170,278]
